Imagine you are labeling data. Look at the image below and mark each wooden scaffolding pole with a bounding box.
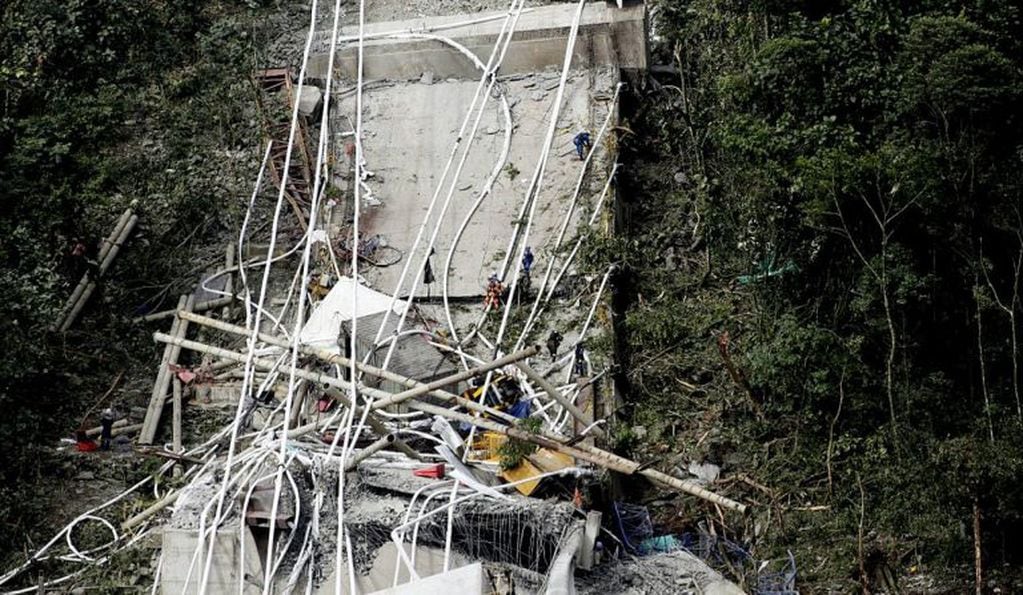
[154,332,747,513]
[139,294,196,444]
[515,361,604,439]
[58,212,138,332]
[54,208,133,328]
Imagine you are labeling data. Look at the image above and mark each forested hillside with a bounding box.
[613,0,1023,590]
[0,0,276,564]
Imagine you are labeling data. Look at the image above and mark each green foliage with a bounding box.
[623,0,1023,588]
[497,417,542,470]
[0,0,276,569]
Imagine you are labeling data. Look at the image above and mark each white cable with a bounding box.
[565,265,613,383]
[361,7,524,370]
[463,0,589,452]
[197,0,322,587]
[546,162,619,302]
[262,0,347,586]
[514,86,623,348]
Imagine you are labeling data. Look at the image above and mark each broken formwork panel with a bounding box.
[298,276,404,350]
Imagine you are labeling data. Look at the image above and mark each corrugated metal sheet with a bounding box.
[341,312,457,386]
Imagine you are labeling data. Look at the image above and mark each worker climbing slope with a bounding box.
[547,329,563,360]
[484,272,504,309]
[573,130,592,160]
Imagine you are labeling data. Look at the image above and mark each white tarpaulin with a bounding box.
[299,277,404,352]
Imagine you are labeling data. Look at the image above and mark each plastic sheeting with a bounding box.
[298,277,405,352]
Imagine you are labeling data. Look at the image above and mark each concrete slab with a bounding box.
[309,2,646,79]
[194,383,243,407]
[368,562,484,595]
[315,544,472,594]
[160,526,262,594]
[338,68,617,300]
[296,84,323,116]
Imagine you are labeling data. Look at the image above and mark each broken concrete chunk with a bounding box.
[542,78,562,91]
[687,461,721,483]
[420,71,435,85]
[295,84,323,117]
[530,90,548,102]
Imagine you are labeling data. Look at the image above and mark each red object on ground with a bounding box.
[317,397,335,413]
[77,439,99,452]
[413,464,445,479]
[175,368,197,384]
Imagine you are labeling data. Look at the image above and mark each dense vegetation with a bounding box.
[613,0,1023,590]
[0,0,274,565]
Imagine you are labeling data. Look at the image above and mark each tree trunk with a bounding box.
[881,274,898,439]
[975,282,995,443]
[974,498,983,595]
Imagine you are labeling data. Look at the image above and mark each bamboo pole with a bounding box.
[403,399,638,474]
[139,295,195,444]
[180,311,568,436]
[344,434,396,471]
[58,213,138,332]
[133,295,235,323]
[178,311,521,423]
[83,420,142,439]
[368,346,539,411]
[139,296,186,444]
[154,332,525,443]
[153,333,748,512]
[54,209,133,328]
[122,490,180,531]
[515,361,604,439]
[319,387,423,461]
[150,331,421,460]
[172,377,183,478]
